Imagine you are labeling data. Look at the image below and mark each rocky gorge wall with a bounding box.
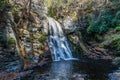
[1,0,119,63]
[1,0,50,63]
[4,0,85,61]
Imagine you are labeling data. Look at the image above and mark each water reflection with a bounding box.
[50,61,73,80]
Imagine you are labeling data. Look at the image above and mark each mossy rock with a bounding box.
[101,34,120,56]
[39,43,44,50]
[67,34,83,55]
[38,33,47,42]
[112,57,120,65]
[109,38,120,56]
[0,35,4,42]
[8,38,16,46]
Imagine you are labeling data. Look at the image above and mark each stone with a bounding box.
[43,19,49,35]
[0,59,23,72]
[9,0,26,6]
[33,54,40,63]
[112,57,120,65]
[109,72,120,80]
[102,55,112,60]
[63,16,76,34]
[23,30,29,35]
[44,46,49,52]
[70,74,85,80]
[0,70,32,80]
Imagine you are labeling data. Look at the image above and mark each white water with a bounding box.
[47,17,75,61]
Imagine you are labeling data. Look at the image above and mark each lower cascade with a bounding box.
[47,17,74,61]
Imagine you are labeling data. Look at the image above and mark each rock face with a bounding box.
[31,0,48,15]
[7,0,50,62]
[7,0,90,62]
[5,0,114,62]
[0,55,23,72]
[0,1,24,72]
[3,60,22,72]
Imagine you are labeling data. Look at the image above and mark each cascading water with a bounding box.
[47,17,75,61]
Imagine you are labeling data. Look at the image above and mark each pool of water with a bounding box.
[25,59,118,80]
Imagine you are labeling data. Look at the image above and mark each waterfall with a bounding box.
[47,17,75,61]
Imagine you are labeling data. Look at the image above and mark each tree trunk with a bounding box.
[77,32,91,54]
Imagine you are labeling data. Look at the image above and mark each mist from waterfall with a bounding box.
[47,17,75,61]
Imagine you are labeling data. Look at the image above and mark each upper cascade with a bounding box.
[47,17,75,61]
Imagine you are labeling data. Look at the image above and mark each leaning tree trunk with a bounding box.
[77,31,91,54]
[7,12,25,70]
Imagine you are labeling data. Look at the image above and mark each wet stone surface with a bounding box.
[0,54,23,72]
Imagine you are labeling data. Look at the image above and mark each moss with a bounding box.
[103,35,120,56]
[34,32,47,42]
[8,37,16,46]
[115,25,120,31]
[39,50,44,55]
[67,34,83,55]
[46,0,78,20]
[87,14,112,34]
[67,35,74,42]
[0,35,3,42]
[39,43,44,50]
[47,6,57,19]
[112,11,120,26]
[38,32,47,42]
[33,32,47,55]
[44,0,53,7]
[0,0,10,16]
[109,39,120,56]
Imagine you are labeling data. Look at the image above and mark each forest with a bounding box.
[0,0,120,80]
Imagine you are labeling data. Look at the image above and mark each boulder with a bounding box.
[109,71,120,80]
[112,57,120,65]
[0,59,23,72]
[70,73,85,80]
[63,17,76,34]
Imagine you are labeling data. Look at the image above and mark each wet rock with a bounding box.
[44,46,50,52]
[23,58,48,70]
[43,20,49,34]
[0,70,33,80]
[0,54,23,72]
[102,55,113,60]
[34,73,50,80]
[70,74,85,80]
[33,54,41,63]
[70,35,79,44]
[43,52,51,59]
[75,78,84,80]
[109,72,120,80]
[0,60,23,72]
[86,53,112,60]
[112,57,120,65]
